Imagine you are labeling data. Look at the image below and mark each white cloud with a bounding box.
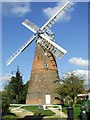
[0,74,11,82]
[62,70,90,89]
[3,3,31,17]
[0,74,9,91]
[0,74,15,91]
[73,70,89,82]
[73,70,90,89]
[69,57,90,68]
[43,1,75,22]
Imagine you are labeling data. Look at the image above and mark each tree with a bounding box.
[5,67,29,104]
[88,89,90,93]
[2,91,10,115]
[57,71,86,106]
[20,81,29,103]
[5,67,23,103]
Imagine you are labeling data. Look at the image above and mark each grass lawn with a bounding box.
[22,106,55,116]
[3,114,17,120]
[74,105,81,119]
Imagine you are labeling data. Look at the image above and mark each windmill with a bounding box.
[7,1,73,105]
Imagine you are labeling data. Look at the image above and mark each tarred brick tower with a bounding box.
[26,42,60,105]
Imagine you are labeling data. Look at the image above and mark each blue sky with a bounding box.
[1,2,89,90]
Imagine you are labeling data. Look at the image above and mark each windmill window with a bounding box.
[44,52,47,56]
[37,55,39,60]
[45,63,48,69]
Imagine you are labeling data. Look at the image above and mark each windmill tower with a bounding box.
[26,37,60,105]
[7,2,73,105]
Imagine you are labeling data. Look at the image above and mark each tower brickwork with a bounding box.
[26,43,60,105]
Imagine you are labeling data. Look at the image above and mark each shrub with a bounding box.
[2,92,10,115]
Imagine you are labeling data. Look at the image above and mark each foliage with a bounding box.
[62,107,67,113]
[3,114,17,120]
[57,71,86,105]
[5,67,23,104]
[0,92,2,114]
[74,105,81,119]
[76,98,87,104]
[20,81,29,103]
[88,89,90,92]
[5,67,28,104]
[1,67,29,117]
[2,91,10,115]
[62,104,81,119]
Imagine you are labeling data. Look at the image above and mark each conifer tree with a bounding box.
[5,66,23,103]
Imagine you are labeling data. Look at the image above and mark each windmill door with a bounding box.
[45,94,51,105]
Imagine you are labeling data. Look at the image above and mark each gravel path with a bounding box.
[10,107,34,118]
[48,108,67,118]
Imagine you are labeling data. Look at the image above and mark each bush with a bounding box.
[74,104,81,107]
[2,92,10,115]
[3,115,17,120]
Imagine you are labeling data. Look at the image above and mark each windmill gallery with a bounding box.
[7,2,73,105]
